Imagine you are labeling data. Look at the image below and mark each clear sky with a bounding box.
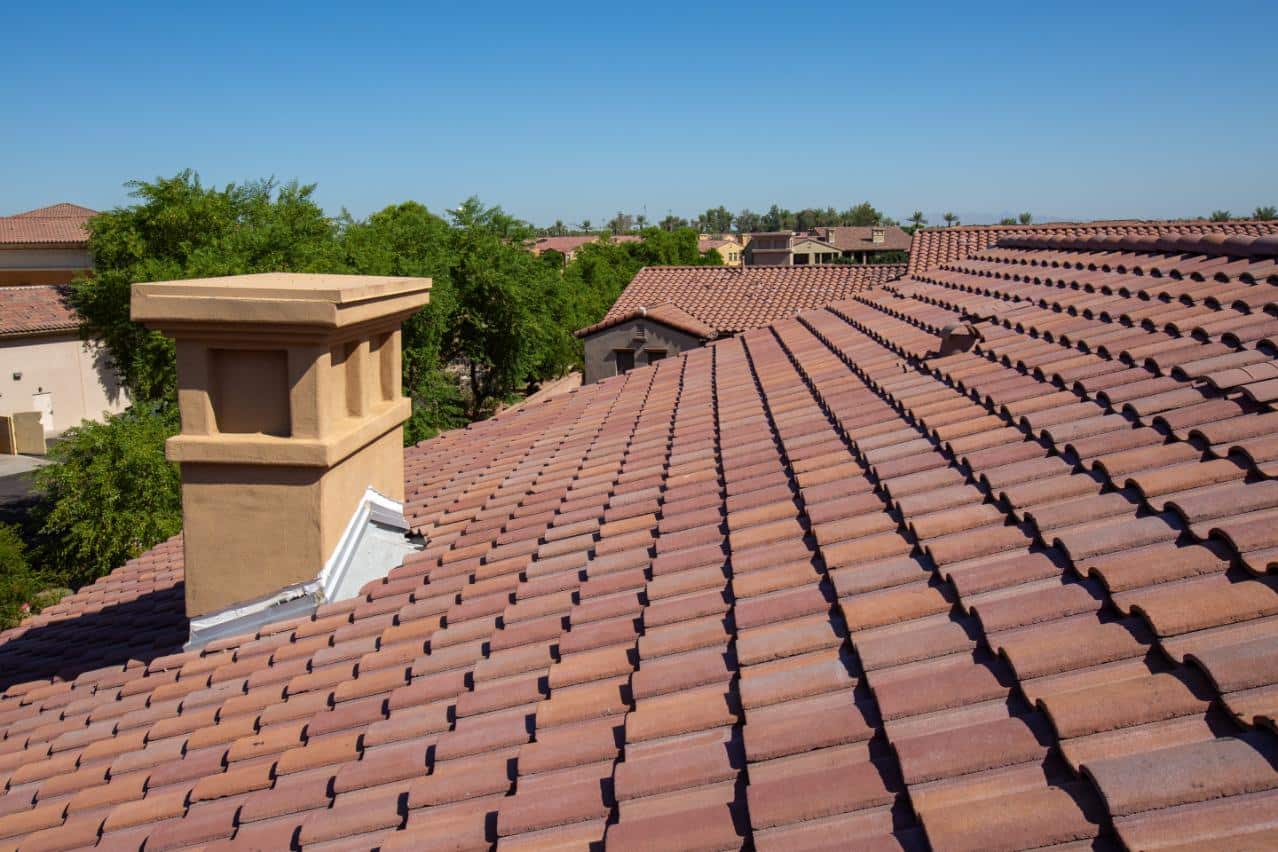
[2,1,1276,227]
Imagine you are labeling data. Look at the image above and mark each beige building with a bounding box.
[0,203,96,285]
[0,204,127,443]
[697,236,743,266]
[745,226,913,265]
[0,286,127,439]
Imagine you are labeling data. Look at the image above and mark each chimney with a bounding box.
[132,273,431,646]
[872,226,886,245]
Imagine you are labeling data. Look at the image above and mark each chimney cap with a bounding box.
[133,273,431,329]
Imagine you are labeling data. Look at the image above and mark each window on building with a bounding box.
[614,349,635,374]
[645,349,667,364]
[793,254,809,265]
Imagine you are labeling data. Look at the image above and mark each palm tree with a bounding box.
[1254,206,1277,220]
[908,211,926,231]
[552,219,566,236]
[635,214,648,230]
[943,212,959,227]
[1018,212,1033,225]
[579,219,592,233]
[1209,210,1232,222]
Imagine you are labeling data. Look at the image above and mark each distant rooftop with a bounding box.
[576,263,907,338]
[0,203,96,247]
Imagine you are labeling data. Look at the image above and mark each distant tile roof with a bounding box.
[809,226,913,253]
[5,229,1278,848]
[906,218,1278,274]
[0,204,95,247]
[697,238,738,254]
[0,285,79,337]
[529,235,641,255]
[574,301,718,340]
[578,264,907,338]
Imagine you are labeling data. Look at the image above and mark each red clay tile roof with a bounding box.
[0,285,80,337]
[6,230,1278,848]
[529,235,641,254]
[809,226,913,253]
[906,218,1278,275]
[573,301,717,340]
[578,264,907,338]
[0,204,95,247]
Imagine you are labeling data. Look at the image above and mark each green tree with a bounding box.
[761,204,795,232]
[839,202,882,226]
[71,171,346,404]
[562,227,718,335]
[943,212,959,227]
[1209,210,1232,221]
[579,219,593,233]
[33,407,183,587]
[607,212,635,235]
[445,198,576,419]
[999,217,1018,225]
[0,524,42,630]
[1019,212,1033,225]
[734,209,761,234]
[907,211,927,232]
[1253,206,1277,220]
[341,202,466,442]
[699,206,734,234]
[659,214,690,232]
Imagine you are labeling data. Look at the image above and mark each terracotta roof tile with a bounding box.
[9,229,1278,846]
[575,264,906,339]
[0,286,79,337]
[0,204,94,247]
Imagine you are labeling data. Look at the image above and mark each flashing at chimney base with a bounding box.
[184,486,420,650]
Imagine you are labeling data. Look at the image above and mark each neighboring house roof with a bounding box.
[697,238,737,254]
[789,237,839,253]
[530,235,641,254]
[906,218,1278,274]
[809,226,913,253]
[0,203,95,247]
[0,285,79,337]
[579,264,906,338]
[7,231,1278,848]
[573,301,717,340]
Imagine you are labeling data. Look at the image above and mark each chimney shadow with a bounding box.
[0,583,188,693]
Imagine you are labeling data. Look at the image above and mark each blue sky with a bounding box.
[2,1,1276,227]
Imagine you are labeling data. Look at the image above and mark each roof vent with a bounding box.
[132,273,431,647]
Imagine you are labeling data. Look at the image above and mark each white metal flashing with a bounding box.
[185,487,418,650]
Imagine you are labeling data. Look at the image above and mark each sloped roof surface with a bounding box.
[585,264,906,338]
[0,205,95,247]
[0,286,80,337]
[573,301,717,340]
[907,219,1278,275]
[529,235,640,254]
[810,226,913,253]
[4,230,1278,848]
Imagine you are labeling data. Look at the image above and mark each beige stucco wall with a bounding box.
[0,334,128,435]
[0,247,92,285]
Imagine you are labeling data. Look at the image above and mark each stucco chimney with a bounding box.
[132,273,431,645]
[872,226,886,245]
